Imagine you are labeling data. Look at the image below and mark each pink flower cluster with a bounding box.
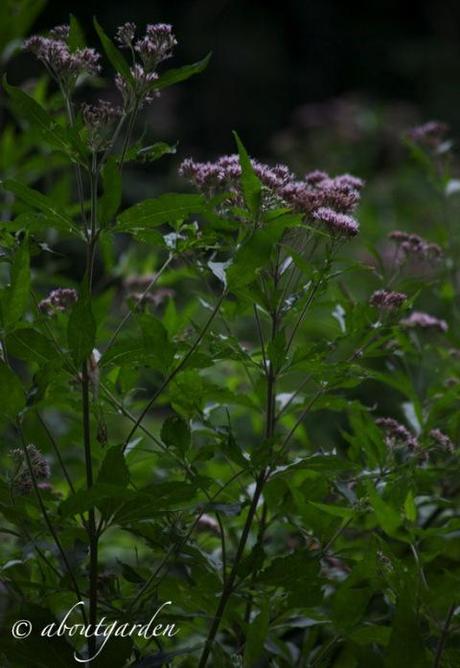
[388,231,442,260]
[407,121,449,149]
[375,417,419,451]
[11,444,50,495]
[179,155,363,238]
[370,289,407,310]
[114,23,177,109]
[24,26,101,90]
[82,100,121,149]
[38,288,77,316]
[429,428,455,453]
[400,311,448,333]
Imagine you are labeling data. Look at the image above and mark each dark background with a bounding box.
[23,0,460,159]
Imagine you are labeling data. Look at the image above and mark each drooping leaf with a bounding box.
[6,328,56,364]
[2,179,79,234]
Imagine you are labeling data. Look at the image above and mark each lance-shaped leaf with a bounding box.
[67,294,96,365]
[2,179,79,235]
[116,193,208,231]
[99,157,122,226]
[94,17,133,82]
[233,131,262,217]
[152,52,211,91]
[0,362,25,422]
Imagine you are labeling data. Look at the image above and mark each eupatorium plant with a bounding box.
[0,10,459,668]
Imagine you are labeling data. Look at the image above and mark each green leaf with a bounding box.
[384,585,430,667]
[68,14,86,51]
[2,179,78,234]
[404,490,417,523]
[6,328,56,364]
[366,481,402,537]
[3,239,30,328]
[153,52,211,91]
[0,362,25,421]
[243,599,269,667]
[233,131,262,216]
[136,141,177,163]
[67,295,96,365]
[161,414,191,454]
[99,157,122,226]
[97,445,129,488]
[116,193,207,231]
[226,220,287,290]
[93,18,132,81]
[60,484,132,517]
[2,77,79,156]
[139,313,174,372]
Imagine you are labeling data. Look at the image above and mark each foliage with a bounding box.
[0,9,460,668]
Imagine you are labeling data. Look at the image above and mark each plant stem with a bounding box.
[122,290,227,452]
[82,362,98,654]
[434,603,456,668]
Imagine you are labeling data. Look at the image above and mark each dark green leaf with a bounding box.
[243,599,269,667]
[97,445,129,488]
[93,18,132,81]
[4,239,30,328]
[153,52,211,91]
[161,414,191,453]
[0,362,26,421]
[233,131,262,216]
[116,193,207,231]
[99,157,122,226]
[67,296,96,365]
[6,328,56,364]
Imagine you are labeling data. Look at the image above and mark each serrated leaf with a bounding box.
[116,193,207,231]
[2,179,79,234]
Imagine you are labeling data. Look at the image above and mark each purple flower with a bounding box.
[135,23,177,69]
[376,417,419,450]
[407,121,449,148]
[38,288,77,315]
[429,428,455,453]
[24,30,101,89]
[116,22,137,48]
[370,289,407,310]
[400,311,448,333]
[11,444,50,495]
[115,64,159,108]
[312,207,359,237]
[82,100,121,149]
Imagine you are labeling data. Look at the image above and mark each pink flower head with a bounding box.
[370,289,407,310]
[400,311,448,333]
[312,207,359,238]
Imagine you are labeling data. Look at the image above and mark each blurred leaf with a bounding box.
[99,157,122,226]
[67,295,96,365]
[68,14,86,51]
[6,328,55,364]
[243,599,269,667]
[161,414,191,454]
[97,445,129,488]
[3,238,29,329]
[2,179,79,234]
[0,362,26,421]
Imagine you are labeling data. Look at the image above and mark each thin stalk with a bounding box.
[82,362,97,654]
[122,291,227,452]
[104,253,174,354]
[433,603,456,668]
[17,426,87,625]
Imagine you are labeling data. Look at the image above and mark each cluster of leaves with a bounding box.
[0,7,460,668]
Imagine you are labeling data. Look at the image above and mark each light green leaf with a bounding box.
[233,131,262,216]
